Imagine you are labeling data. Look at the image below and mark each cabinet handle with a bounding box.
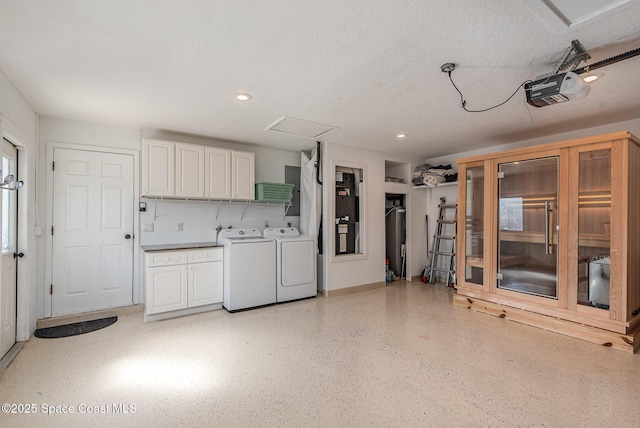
[545,200,555,255]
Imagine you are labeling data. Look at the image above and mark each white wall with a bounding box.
[321,142,428,292]
[0,68,38,339]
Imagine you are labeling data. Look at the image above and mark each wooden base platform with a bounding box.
[453,294,640,353]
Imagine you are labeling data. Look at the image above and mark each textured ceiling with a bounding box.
[1,0,640,158]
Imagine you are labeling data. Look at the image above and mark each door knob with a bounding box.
[13,252,24,258]
[125,234,132,239]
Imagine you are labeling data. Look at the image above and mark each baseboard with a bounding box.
[0,342,24,374]
[37,304,144,329]
[144,303,223,322]
[454,294,639,354]
[325,281,386,297]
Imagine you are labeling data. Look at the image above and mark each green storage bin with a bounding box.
[255,182,295,203]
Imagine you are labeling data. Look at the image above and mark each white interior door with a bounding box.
[52,148,134,316]
[1,138,18,358]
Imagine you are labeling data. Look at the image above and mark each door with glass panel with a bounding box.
[576,148,611,309]
[1,138,18,358]
[464,164,485,285]
[498,157,558,298]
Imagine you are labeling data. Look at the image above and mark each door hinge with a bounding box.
[51,226,54,235]
[497,171,504,179]
[50,284,53,295]
[52,161,55,171]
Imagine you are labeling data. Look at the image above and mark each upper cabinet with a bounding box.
[142,139,175,197]
[232,150,255,200]
[205,147,231,199]
[142,138,255,200]
[175,143,205,198]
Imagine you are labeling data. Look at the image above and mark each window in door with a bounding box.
[577,148,611,309]
[1,147,17,254]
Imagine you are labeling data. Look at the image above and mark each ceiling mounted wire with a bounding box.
[442,63,532,113]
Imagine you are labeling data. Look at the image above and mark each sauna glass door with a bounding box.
[498,157,558,298]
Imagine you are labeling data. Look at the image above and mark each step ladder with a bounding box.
[422,197,457,288]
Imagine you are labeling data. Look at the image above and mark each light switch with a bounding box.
[177,222,183,231]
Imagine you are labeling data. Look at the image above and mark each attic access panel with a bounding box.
[265,116,337,139]
[522,0,640,32]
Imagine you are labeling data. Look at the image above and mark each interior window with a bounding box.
[335,166,365,256]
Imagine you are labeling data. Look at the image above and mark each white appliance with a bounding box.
[264,227,317,303]
[218,228,276,311]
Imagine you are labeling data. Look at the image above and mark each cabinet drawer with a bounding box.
[146,250,187,267]
[188,247,223,263]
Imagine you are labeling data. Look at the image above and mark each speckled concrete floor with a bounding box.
[1,281,639,427]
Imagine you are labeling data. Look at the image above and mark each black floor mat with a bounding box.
[34,316,117,339]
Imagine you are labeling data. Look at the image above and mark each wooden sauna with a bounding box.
[454,131,640,353]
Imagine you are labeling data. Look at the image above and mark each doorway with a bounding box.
[498,156,559,298]
[1,138,18,358]
[385,193,406,280]
[51,147,135,316]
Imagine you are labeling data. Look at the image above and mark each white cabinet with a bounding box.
[145,247,223,319]
[142,138,254,200]
[205,147,231,199]
[146,264,188,314]
[142,139,175,197]
[175,143,205,198]
[232,150,255,200]
[187,249,223,306]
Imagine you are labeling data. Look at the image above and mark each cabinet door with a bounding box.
[142,139,175,197]
[231,151,255,200]
[175,143,205,198]
[205,147,231,199]
[188,261,223,307]
[146,265,188,314]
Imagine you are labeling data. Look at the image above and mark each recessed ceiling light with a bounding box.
[235,93,252,101]
[583,73,602,83]
[396,133,406,138]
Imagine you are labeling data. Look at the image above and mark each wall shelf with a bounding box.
[144,196,292,221]
[413,181,458,189]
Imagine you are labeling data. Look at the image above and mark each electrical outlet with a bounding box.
[143,223,154,232]
[177,222,183,232]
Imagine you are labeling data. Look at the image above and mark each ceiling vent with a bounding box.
[522,0,640,32]
[265,116,338,139]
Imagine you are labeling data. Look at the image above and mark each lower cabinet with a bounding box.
[145,247,223,319]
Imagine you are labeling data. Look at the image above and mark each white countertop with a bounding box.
[141,242,219,252]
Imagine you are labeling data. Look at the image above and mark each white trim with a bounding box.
[44,141,140,318]
[329,159,368,264]
[0,116,34,343]
[521,0,640,33]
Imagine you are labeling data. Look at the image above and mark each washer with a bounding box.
[264,227,317,303]
[218,228,276,311]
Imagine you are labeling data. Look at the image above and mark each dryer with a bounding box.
[218,228,276,311]
[264,228,317,302]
